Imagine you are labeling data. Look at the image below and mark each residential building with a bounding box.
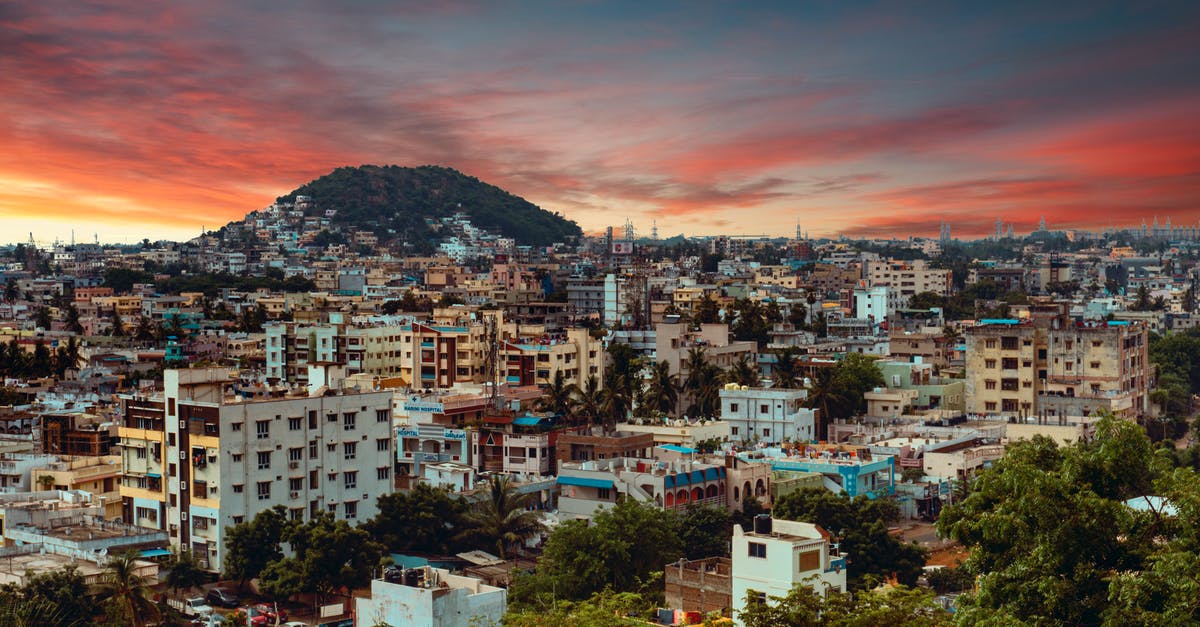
[355,566,507,627]
[556,456,729,520]
[555,428,654,464]
[864,260,952,314]
[719,385,817,444]
[656,323,756,379]
[665,557,733,619]
[731,516,847,626]
[118,365,394,571]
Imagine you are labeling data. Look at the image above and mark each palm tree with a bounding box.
[644,361,679,419]
[725,355,759,388]
[573,375,603,427]
[688,362,722,419]
[599,374,632,429]
[772,348,801,389]
[804,366,846,441]
[98,551,160,626]
[537,370,578,420]
[458,476,545,559]
[165,548,207,597]
[683,347,711,415]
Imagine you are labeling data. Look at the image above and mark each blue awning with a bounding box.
[675,472,690,486]
[557,476,614,489]
[145,473,161,479]
[140,548,171,558]
[513,416,544,426]
[660,444,696,454]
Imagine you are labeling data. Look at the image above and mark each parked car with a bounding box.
[206,587,240,608]
[252,602,288,622]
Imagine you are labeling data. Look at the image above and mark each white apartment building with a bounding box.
[864,260,951,314]
[719,385,817,444]
[119,366,394,571]
[853,285,888,326]
[356,566,507,627]
[732,516,847,626]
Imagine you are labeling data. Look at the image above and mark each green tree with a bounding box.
[34,307,52,330]
[693,294,721,325]
[260,511,384,603]
[0,566,96,627]
[164,547,208,596]
[505,590,656,626]
[644,361,679,418]
[109,306,125,337]
[537,370,578,419]
[772,348,802,389]
[937,415,1192,625]
[773,488,925,588]
[97,551,159,626]
[726,354,759,387]
[223,505,289,589]
[364,483,466,554]
[737,584,949,627]
[679,504,733,559]
[573,375,603,427]
[457,475,545,559]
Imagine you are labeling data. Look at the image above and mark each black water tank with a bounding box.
[754,514,772,534]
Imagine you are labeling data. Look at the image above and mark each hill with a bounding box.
[274,165,581,248]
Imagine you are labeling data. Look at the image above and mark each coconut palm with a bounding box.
[772,348,801,389]
[457,476,545,559]
[537,370,578,419]
[98,551,159,626]
[687,361,723,419]
[644,360,679,418]
[573,375,603,427]
[725,355,759,388]
[599,375,632,429]
[804,366,847,441]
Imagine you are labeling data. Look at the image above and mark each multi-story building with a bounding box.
[656,323,756,379]
[28,455,122,519]
[556,456,730,520]
[118,366,394,571]
[964,303,1149,419]
[731,516,847,626]
[863,260,951,314]
[719,385,817,444]
[499,328,605,389]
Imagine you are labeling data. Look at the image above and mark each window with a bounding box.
[984,401,997,411]
[257,451,271,470]
[759,404,769,413]
[1001,358,1018,369]
[288,447,303,461]
[327,443,337,453]
[376,409,389,423]
[984,339,996,349]
[232,453,243,463]
[135,506,158,524]
[731,426,739,436]
[327,413,337,423]
[1001,336,1019,350]
[289,508,304,521]
[256,481,271,500]
[344,501,358,520]
[344,471,357,489]
[343,412,356,431]
[136,448,147,460]
[231,422,242,432]
[985,359,997,369]
[232,483,244,493]
[376,438,390,452]
[762,428,770,437]
[344,442,357,460]
[1002,399,1019,412]
[256,420,270,439]
[232,515,244,525]
[1090,361,1101,369]
[308,410,317,429]
[748,542,767,558]
[289,477,304,491]
[288,417,302,431]
[984,380,997,390]
[730,403,739,412]
[1001,378,1019,391]
[1065,362,1073,371]
[597,487,611,499]
[377,466,390,480]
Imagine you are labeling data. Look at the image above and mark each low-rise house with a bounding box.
[732,516,847,626]
[355,566,507,627]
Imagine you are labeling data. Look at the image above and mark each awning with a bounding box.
[139,548,171,558]
[557,476,614,489]
[145,473,161,479]
[512,416,544,426]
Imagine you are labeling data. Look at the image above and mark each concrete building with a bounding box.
[556,456,729,520]
[852,285,888,329]
[656,323,756,380]
[355,566,507,627]
[864,260,952,314]
[555,428,655,464]
[665,557,733,619]
[118,366,394,571]
[719,385,817,444]
[731,517,847,626]
[964,303,1149,420]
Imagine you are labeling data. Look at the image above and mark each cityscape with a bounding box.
[3,3,1200,627]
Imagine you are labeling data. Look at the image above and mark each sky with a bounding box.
[2,1,1199,244]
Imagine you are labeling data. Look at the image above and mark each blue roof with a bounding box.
[979,319,1020,325]
[513,416,545,426]
[660,444,695,454]
[139,548,171,558]
[675,472,690,486]
[557,475,615,489]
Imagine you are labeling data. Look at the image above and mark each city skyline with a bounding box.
[3,1,1198,243]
